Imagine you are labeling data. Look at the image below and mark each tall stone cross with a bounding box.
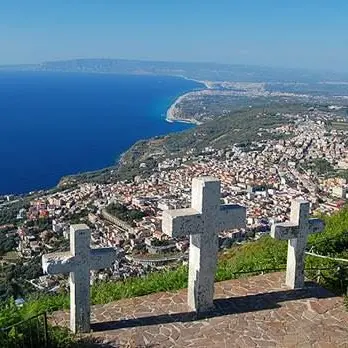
[162,177,246,312]
[271,199,325,289]
[42,224,117,333]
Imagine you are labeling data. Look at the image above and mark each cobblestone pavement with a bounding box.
[51,272,348,347]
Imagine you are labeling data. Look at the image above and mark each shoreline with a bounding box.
[165,91,202,125]
[165,75,212,125]
[165,88,209,125]
[176,75,211,89]
[1,74,208,197]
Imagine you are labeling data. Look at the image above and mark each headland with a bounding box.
[165,77,211,125]
[166,91,204,125]
[0,72,199,195]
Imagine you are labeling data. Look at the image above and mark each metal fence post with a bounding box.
[43,312,48,348]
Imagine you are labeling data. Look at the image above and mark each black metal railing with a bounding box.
[0,312,48,348]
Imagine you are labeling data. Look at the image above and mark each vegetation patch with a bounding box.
[105,202,146,225]
[330,121,348,130]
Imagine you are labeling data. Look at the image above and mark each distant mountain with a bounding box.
[1,58,348,83]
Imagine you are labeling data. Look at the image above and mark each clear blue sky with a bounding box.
[1,0,348,71]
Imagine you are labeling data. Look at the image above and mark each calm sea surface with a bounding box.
[0,72,201,194]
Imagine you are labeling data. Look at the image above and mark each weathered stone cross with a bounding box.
[162,177,246,312]
[42,224,117,333]
[271,199,325,289]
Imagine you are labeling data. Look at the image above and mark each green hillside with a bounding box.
[59,105,306,185]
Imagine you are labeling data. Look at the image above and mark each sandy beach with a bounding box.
[166,90,204,125]
[165,76,212,125]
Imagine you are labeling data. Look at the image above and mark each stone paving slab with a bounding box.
[50,272,348,347]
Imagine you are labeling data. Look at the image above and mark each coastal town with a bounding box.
[166,81,348,124]
[1,105,348,293]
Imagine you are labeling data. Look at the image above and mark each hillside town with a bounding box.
[2,107,348,292]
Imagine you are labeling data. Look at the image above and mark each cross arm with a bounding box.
[42,251,75,275]
[308,218,325,234]
[271,222,299,240]
[162,208,203,238]
[90,247,118,270]
[218,204,246,231]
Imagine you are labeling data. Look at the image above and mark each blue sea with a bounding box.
[0,72,202,195]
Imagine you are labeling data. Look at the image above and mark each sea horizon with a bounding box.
[0,71,203,195]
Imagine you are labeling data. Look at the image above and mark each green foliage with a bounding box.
[309,206,348,256]
[0,200,29,225]
[22,292,70,317]
[26,216,52,231]
[217,236,288,280]
[151,238,171,246]
[0,257,44,300]
[0,298,98,347]
[64,209,89,225]
[106,202,145,225]
[92,266,188,304]
[337,169,348,181]
[303,158,334,176]
[0,299,74,347]
[47,326,77,348]
[0,233,16,256]
[60,167,117,186]
[0,298,22,327]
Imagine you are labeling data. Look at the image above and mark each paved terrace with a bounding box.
[50,272,348,348]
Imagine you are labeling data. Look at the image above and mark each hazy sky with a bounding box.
[1,1,348,71]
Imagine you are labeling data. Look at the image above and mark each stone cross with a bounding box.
[271,199,324,289]
[42,224,117,333]
[162,177,246,312]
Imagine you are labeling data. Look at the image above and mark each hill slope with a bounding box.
[60,105,305,185]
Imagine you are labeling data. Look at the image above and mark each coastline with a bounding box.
[1,74,206,196]
[177,75,211,89]
[165,91,202,125]
[165,75,213,125]
[166,88,209,125]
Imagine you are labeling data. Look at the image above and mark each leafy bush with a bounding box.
[0,200,30,225]
[0,298,75,348]
[106,202,145,225]
[309,206,348,257]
